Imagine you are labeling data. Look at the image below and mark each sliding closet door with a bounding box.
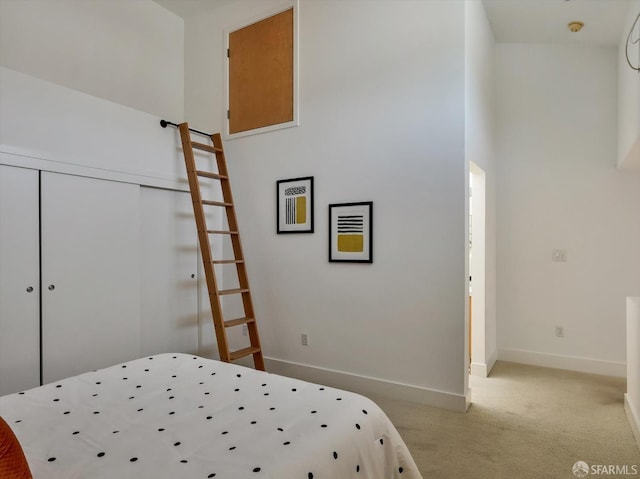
[140,187,198,356]
[0,165,40,395]
[41,172,141,383]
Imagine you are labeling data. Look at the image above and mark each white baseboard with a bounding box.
[498,348,625,377]
[464,387,472,412]
[619,133,640,171]
[470,362,488,377]
[625,394,640,452]
[264,357,468,412]
[470,349,497,378]
[487,349,497,374]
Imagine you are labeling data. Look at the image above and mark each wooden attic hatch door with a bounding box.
[227,5,297,136]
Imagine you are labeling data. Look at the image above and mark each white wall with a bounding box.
[185,0,468,410]
[465,0,497,379]
[0,2,220,376]
[0,67,218,379]
[0,0,184,120]
[496,44,640,377]
[626,297,640,449]
[0,67,186,189]
[618,0,640,169]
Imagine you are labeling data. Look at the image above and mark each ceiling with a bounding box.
[153,0,233,19]
[483,0,632,46]
[153,0,633,47]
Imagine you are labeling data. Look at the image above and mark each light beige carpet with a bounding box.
[372,361,640,479]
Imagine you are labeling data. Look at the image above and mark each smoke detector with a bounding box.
[568,21,584,33]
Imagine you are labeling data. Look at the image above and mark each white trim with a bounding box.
[470,347,496,377]
[464,387,472,412]
[226,119,298,140]
[264,356,468,412]
[470,362,489,378]
[627,297,640,451]
[498,348,625,377]
[223,0,299,140]
[625,394,640,452]
[487,348,497,374]
[618,133,640,171]
[0,146,189,192]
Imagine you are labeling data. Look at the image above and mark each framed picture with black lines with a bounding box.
[276,176,314,234]
[328,202,373,263]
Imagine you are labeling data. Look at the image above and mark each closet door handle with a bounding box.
[191,274,195,279]
[48,284,55,291]
[26,286,34,293]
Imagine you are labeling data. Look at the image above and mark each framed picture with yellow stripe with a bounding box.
[277,176,314,233]
[329,202,373,263]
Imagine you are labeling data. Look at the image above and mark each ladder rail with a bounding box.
[178,123,231,363]
[212,133,264,370]
[176,123,264,371]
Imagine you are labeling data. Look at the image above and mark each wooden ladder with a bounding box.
[178,122,265,371]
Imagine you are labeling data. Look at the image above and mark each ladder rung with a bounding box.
[202,200,233,207]
[212,259,244,265]
[207,230,238,235]
[224,317,255,328]
[192,142,223,154]
[217,288,250,296]
[196,170,227,180]
[229,346,261,361]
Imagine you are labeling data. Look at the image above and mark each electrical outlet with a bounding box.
[301,333,308,346]
[555,326,564,338]
[242,325,248,336]
[552,249,567,262]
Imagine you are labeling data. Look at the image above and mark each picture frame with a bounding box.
[276,176,314,233]
[328,201,373,263]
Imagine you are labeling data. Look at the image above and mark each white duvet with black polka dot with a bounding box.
[0,353,422,479]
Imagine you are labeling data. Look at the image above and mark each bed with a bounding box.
[0,353,422,478]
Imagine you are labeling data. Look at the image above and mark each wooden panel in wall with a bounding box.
[228,7,294,134]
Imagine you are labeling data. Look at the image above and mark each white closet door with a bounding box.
[140,187,198,356]
[0,165,40,395]
[41,172,141,384]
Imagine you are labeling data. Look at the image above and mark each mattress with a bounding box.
[0,353,422,478]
